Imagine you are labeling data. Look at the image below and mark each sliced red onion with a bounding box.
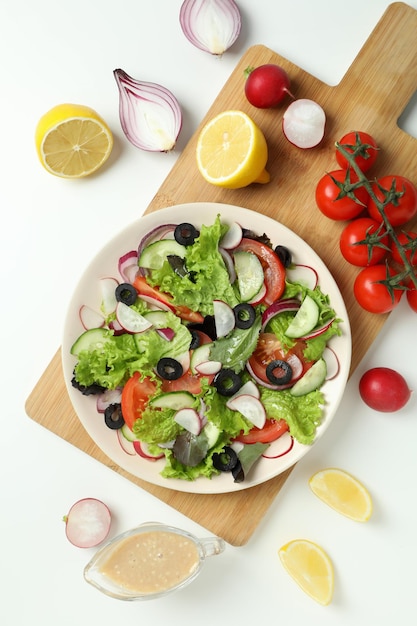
[322,346,340,380]
[156,327,176,341]
[219,247,236,283]
[179,0,241,56]
[137,224,178,259]
[114,69,182,152]
[79,305,105,330]
[261,298,301,330]
[118,251,138,283]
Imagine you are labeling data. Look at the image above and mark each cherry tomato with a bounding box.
[390,231,417,265]
[248,333,312,384]
[367,175,417,227]
[234,239,286,305]
[315,169,369,221]
[244,64,291,109]
[234,418,289,444]
[406,286,417,312]
[121,373,157,431]
[336,131,378,172]
[353,264,403,314]
[359,367,411,412]
[133,276,204,323]
[340,217,389,266]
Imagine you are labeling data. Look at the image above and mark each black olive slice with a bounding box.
[174,222,200,246]
[233,303,256,329]
[115,282,137,306]
[274,245,292,268]
[157,357,183,380]
[189,329,201,350]
[266,359,293,385]
[213,368,242,396]
[104,403,125,429]
[212,446,239,472]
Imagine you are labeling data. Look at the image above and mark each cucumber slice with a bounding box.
[139,240,186,270]
[70,328,112,357]
[234,250,265,302]
[285,294,320,338]
[290,358,327,397]
[202,421,221,449]
[150,391,196,410]
[142,310,172,328]
[190,343,211,374]
[120,423,138,442]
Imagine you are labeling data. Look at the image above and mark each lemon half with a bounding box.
[35,103,113,178]
[196,110,269,189]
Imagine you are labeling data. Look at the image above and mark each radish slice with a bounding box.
[195,360,222,375]
[282,98,326,148]
[108,318,125,335]
[229,379,260,400]
[213,299,235,337]
[116,302,153,333]
[118,250,138,283]
[220,222,243,249]
[117,429,137,455]
[96,388,122,413]
[174,408,202,435]
[226,394,266,429]
[138,294,174,312]
[99,277,119,315]
[133,440,164,461]
[248,282,267,304]
[63,498,111,549]
[262,433,294,459]
[286,264,319,290]
[300,317,335,340]
[322,346,340,380]
[79,305,105,330]
[219,248,237,283]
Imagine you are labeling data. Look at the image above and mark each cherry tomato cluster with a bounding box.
[315,131,417,315]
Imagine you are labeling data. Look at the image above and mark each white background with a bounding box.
[1,1,416,623]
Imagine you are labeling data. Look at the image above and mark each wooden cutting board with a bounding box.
[25,2,417,546]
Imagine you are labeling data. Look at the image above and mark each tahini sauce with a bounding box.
[100,530,200,594]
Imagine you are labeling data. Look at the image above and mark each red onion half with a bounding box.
[114,69,182,152]
[179,0,241,56]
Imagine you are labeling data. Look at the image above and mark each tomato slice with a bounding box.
[121,373,157,431]
[235,239,285,305]
[133,276,204,323]
[248,332,311,384]
[235,418,289,444]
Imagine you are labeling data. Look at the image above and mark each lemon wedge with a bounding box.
[279,539,334,606]
[196,110,269,188]
[309,467,373,522]
[35,103,113,178]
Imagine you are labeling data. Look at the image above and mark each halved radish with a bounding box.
[213,299,235,337]
[226,394,266,429]
[286,264,319,290]
[79,305,105,330]
[133,440,164,461]
[99,277,119,315]
[190,343,211,374]
[116,302,153,333]
[228,380,260,400]
[138,294,174,312]
[174,408,202,435]
[220,222,243,249]
[195,360,222,375]
[282,98,326,148]
[322,346,340,380]
[262,433,294,459]
[248,282,267,304]
[63,498,111,548]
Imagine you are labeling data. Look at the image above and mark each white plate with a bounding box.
[62,203,351,494]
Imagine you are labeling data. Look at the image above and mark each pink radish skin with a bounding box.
[79,305,105,330]
[64,498,111,548]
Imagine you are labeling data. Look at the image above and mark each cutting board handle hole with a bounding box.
[398,90,417,139]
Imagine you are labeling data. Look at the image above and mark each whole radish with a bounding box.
[244,64,293,108]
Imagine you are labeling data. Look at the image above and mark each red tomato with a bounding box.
[353,264,403,314]
[339,217,389,266]
[244,64,291,109]
[234,418,289,444]
[235,239,286,305]
[315,169,369,220]
[359,367,411,412]
[367,175,417,227]
[162,332,215,394]
[406,286,417,312]
[121,373,157,431]
[133,275,204,323]
[336,131,378,172]
[248,333,311,384]
[390,231,417,265]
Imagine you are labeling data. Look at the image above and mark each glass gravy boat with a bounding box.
[84,522,225,601]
